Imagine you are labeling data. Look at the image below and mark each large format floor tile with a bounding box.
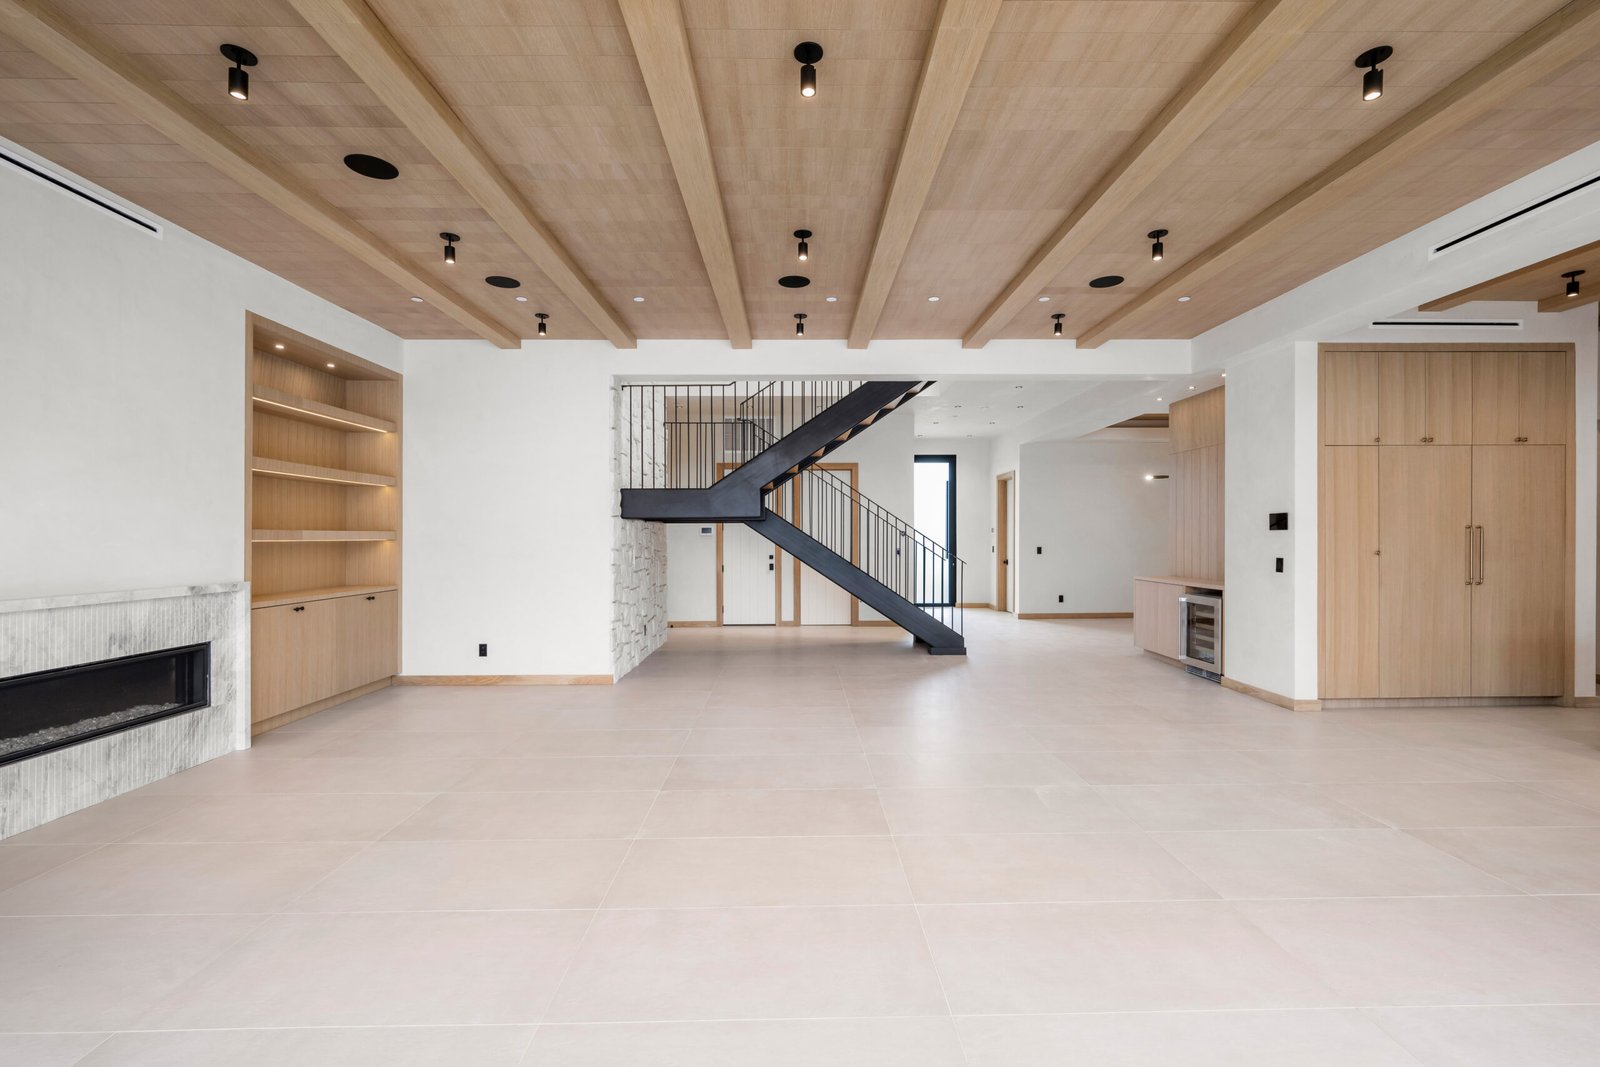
[139,911,592,1028]
[9,614,1600,1054]
[546,906,948,1022]
[957,1009,1422,1067]
[522,1018,966,1066]
[917,900,1339,1014]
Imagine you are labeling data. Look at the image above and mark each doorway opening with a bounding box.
[914,455,957,607]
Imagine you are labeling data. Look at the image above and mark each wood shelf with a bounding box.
[252,584,397,609]
[251,456,396,487]
[251,385,395,433]
[252,529,396,543]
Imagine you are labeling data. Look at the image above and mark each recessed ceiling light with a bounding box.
[515,295,528,302]
[825,295,838,302]
[1188,385,1196,390]
[344,153,399,180]
[326,362,335,369]
[1156,397,1163,402]
[1221,373,1227,378]
[1037,295,1050,302]
[485,275,520,288]
[410,296,423,303]
[927,296,940,302]
[273,343,284,350]
[633,296,645,302]
[1177,295,1191,303]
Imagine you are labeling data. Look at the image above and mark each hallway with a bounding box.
[4,613,1600,1064]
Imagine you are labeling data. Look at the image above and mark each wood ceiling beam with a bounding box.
[1536,287,1600,314]
[287,0,635,348]
[1420,238,1600,311]
[962,0,1339,349]
[848,0,1003,350]
[0,0,522,349]
[616,0,751,348]
[1076,0,1600,349]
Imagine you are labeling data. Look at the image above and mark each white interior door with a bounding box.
[800,468,855,625]
[722,523,776,625]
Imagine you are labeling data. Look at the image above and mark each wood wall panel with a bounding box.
[1167,387,1224,582]
[1318,446,1379,697]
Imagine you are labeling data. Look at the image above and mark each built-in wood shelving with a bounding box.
[252,529,396,543]
[251,456,396,487]
[251,584,397,609]
[246,314,403,736]
[251,385,395,433]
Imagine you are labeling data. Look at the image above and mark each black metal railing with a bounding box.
[619,380,864,489]
[768,464,965,637]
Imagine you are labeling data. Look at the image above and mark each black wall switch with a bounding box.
[1274,557,1284,573]
[1058,594,1064,603]
[1268,512,1289,530]
[1036,546,1042,554]
[478,643,488,657]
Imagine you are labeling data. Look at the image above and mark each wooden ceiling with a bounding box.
[2,0,1599,346]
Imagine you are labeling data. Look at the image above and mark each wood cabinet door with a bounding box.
[1377,352,1471,445]
[1319,447,1380,697]
[336,591,400,693]
[1470,446,1565,696]
[1473,351,1569,445]
[1321,350,1379,445]
[1133,580,1183,659]
[1376,447,1472,696]
[250,600,336,723]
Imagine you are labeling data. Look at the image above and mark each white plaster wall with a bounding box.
[0,139,402,600]
[1016,440,1171,615]
[1222,345,1313,699]
[402,348,616,677]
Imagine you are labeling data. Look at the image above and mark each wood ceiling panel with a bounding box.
[1107,37,1600,338]
[877,0,1251,339]
[370,0,720,337]
[991,0,1575,339]
[682,0,937,340]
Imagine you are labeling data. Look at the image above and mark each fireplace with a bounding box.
[0,643,211,766]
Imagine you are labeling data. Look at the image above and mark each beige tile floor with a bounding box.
[4,613,1600,1064]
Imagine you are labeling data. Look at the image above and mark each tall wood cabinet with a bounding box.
[246,316,402,733]
[1168,386,1225,582]
[1319,346,1571,700]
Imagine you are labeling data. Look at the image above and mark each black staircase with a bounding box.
[620,380,964,654]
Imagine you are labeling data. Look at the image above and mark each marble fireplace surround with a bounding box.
[0,583,249,838]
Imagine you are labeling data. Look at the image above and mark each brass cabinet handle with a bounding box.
[292,605,305,612]
[1465,525,1473,584]
[1476,525,1485,585]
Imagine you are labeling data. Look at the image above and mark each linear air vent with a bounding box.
[1370,319,1523,329]
[0,146,160,236]
[1431,172,1600,257]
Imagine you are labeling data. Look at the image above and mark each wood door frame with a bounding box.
[1317,342,1577,702]
[996,471,1015,613]
[791,462,861,625]
[714,461,780,626]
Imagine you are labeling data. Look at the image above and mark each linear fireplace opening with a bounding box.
[0,644,210,766]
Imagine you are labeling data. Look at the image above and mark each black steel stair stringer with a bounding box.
[743,508,965,655]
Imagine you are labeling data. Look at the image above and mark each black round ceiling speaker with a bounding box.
[343,153,400,180]
[485,275,521,288]
[1089,275,1125,288]
[778,275,811,288]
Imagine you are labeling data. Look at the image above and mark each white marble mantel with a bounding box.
[0,582,249,838]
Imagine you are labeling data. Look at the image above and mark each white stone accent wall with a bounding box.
[0,583,248,838]
[612,385,669,679]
